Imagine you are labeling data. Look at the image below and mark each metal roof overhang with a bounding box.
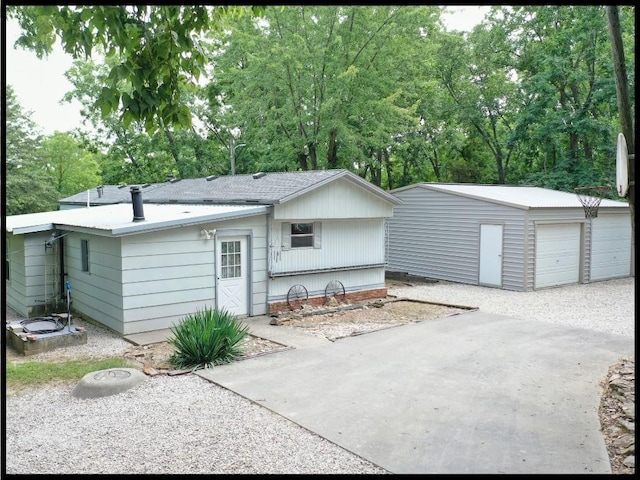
[6,205,270,237]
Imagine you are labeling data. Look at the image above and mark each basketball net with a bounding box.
[574,186,611,219]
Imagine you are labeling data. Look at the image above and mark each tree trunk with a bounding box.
[606,6,634,273]
[327,128,338,168]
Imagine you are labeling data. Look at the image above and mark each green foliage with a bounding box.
[8,5,265,135]
[500,5,623,188]
[7,5,634,192]
[61,58,227,184]
[169,307,250,370]
[6,357,134,389]
[4,85,59,215]
[41,132,102,196]
[210,6,441,176]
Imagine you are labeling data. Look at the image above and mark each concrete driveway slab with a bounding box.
[196,310,634,474]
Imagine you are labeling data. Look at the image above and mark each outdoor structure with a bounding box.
[5,170,400,335]
[387,183,632,291]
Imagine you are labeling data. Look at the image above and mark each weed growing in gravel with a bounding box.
[169,307,249,370]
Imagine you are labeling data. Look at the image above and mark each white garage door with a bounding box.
[590,214,631,281]
[535,223,581,289]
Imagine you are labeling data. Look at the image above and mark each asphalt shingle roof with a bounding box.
[59,170,399,207]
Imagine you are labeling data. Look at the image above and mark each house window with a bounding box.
[81,239,90,272]
[221,240,241,279]
[281,222,322,250]
[291,223,314,248]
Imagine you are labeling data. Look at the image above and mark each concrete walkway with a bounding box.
[196,310,634,474]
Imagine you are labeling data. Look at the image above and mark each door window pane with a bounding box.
[221,241,241,279]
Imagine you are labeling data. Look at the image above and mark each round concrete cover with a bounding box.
[72,368,147,399]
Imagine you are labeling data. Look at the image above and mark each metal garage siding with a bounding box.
[590,214,631,281]
[534,223,581,288]
[387,186,526,290]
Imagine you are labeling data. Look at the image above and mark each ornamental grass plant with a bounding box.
[168,307,250,370]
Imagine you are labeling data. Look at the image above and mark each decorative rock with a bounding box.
[600,357,635,474]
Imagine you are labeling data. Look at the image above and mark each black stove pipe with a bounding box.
[130,186,145,222]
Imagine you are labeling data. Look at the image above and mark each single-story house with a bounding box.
[386,183,632,291]
[5,169,401,335]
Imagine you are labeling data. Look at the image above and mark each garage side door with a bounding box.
[590,215,631,281]
[535,223,581,289]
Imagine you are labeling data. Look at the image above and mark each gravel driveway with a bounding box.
[4,277,634,474]
[389,277,634,338]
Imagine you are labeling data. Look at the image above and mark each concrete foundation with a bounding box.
[5,321,87,356]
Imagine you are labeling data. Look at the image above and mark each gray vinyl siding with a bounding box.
[273,177,394,220]
[268,266,386,304]
[61,213,268,335]
[5,232,59,316]
[116,214,267,335]
[64,232,124,333]
[269,219,386,276]
[387,187,526,291]
[5,233,27,315]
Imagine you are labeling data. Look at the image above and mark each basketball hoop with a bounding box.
[574,186,611,219]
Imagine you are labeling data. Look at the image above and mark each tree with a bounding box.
[435,12,526,184]
[606,5,634,240]
[7,5,265,135]
[4,85,60,214]
[498,6,621,191]
[61,58,226,183]
[41,132,102,197]
[208,5,440,186]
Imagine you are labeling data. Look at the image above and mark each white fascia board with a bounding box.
[6,223,56,235]
[109,205,270,236]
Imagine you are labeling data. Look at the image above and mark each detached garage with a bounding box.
[387,183,632,291]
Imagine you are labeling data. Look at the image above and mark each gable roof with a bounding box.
[6,204,269,237]
[59,169,401,207]
[390,183,629,210]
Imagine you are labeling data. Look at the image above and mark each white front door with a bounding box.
[216,236,248,316]
[479,224,503,287]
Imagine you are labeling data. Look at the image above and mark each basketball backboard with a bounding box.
[616,132,629,197]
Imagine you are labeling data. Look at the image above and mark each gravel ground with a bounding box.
[389,276,635,338]
[4,277,634,474]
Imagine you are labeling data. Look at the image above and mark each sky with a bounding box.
[4,6,491,136]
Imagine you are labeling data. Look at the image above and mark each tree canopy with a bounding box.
[7,5,265,135]
[5,5,634,215]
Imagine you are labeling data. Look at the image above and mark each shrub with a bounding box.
[168,307,250,370]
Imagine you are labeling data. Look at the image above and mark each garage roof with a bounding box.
[392,183,629,210]
[6,204,269,236]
